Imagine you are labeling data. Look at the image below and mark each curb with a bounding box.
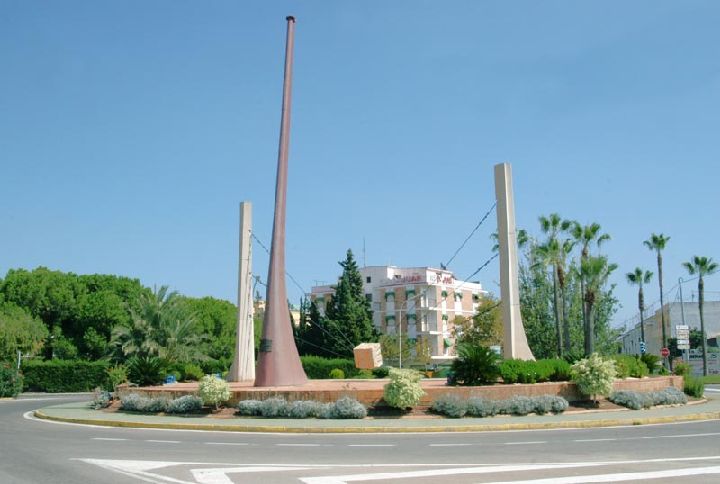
[33,409,720,434]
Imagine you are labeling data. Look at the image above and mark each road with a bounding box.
[1,388,720,483]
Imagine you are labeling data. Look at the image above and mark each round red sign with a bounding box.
[661,347,670,357]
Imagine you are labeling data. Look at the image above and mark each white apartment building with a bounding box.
[310,265,487,361]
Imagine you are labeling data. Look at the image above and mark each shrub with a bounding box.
[641,354,661,374]
[547,359,572,381]
[609,387,687,409]
[198,375,230,409]
[329,368,345,379]
[612,355,648,379]
[300,356,359,379]
[89,387,112,410]
[352,369,374,379]
[499,359,522,384]
[383,368,425,409]
[372,366,391,378]
[431,394,569,418]
[237,399,263,416]
[106,365,128,392]
[0,363,23,398]
[119,393,169,413]
[182,363,204,382]
[22,359,109,392]
[570,353,617,403]
[127,356,166,386]
[166,395,204,414]
[499,359,568,384]
[288,400,323,418]
[684,376,704,398]
[451,344,500,386]
[673,362,691,377]
[430,394,467,418]
[327,396,367,419]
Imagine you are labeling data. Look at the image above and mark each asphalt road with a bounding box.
[2,390,720,483]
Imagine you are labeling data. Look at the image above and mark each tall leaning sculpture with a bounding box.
[255,16,308,387]
[494,163,535,360]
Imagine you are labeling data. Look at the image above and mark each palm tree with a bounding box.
[535,238,575,356]
[570,222,610,355]
[581,256,617,356]
[626,268,653,354]
[683,256,718,376]
[644,234,670,362]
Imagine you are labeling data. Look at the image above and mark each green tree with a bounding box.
[682,256,718,376]
[625,267,653,351]
[580,256,617,356]
[644,233,670,363]
[324,250,378,357]
[454,296,502,348]
[0,302,48,363]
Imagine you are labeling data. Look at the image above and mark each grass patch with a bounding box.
[701,375,720,384]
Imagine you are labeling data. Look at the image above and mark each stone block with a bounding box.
[353,343,383,369]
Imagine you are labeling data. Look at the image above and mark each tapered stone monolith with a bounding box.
[255,16,308,387]
[494,162,535,360]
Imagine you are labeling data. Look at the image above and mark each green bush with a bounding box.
[329,368,345,379]
[383,368,425,409]
[300,356,359,379]
[612,355,648,379]
[22,359,110,392]
[641,354,661,374]
[106,365,128,391]
[119,393,169,413]
[570,353,617,403]
[609,387,687,410]
[371,366,391,378]
[182,363,204,382]
[352,369,374,379]
[451,344,500,386]
[235,397,366,419]
[0,363,23,397]
[166,395,204,414]
[127,356,167,386]
[673,362,691,377]
[684,376,705,398]
[198,375,230,409]
[431,394,569,418]
[499,359,568,384]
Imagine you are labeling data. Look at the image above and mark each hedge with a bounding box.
[300,356,359,379]
[22,360,110,392]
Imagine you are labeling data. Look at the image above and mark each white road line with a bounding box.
[504,441,547,445]
[204,442,250,446]
[146,440,181,444]
[277,443,323,447]
[347,444,395,447]
[92,437,129,441]
[658,432,720,439]
[192,466,311,484]
[484,465,720,483]
[429,443,473,447]
[704,388,720,392]
[573,438,617,442]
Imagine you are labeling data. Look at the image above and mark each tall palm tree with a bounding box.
[626,268,653,354]
[535,238,575,356]
[581,256,617,356]
[683,256,718,376]
[644,234,670,362]
[570,222,610,355]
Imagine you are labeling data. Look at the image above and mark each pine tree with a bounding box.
[324,249,378,357]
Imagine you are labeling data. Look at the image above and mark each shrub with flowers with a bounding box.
[383,368,425,410]
[570,353,617,404]
[198,375,230,409]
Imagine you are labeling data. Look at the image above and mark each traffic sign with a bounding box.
[661,347,670,357]
[640,341,647,354]
[676,325,690,339]
[677,344,690,350]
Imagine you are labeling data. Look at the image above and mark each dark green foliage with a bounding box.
[127,356,166,386]
[0,363,23,397]
[329,368,345,379]
[0,302,48,362]
[640,354,661,374]
[182,363,204,381]
[22,360,109,392]
[431,394,569,418]
[609,387,687,409]
[450,345,500,386]
[500,359,570,384]
[300,356,359,379]
[684,376,705,398]
[371,366,391,378]
[673,362,691,377]
[105,364,128,391]
[612,355,649,378]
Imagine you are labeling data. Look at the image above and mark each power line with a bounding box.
[443,201,496,269]
[250,231,308,295]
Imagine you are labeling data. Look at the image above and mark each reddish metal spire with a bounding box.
[255,16,308,387]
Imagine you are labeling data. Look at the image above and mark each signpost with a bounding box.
[661,347,670,358]
[676,325,690,362]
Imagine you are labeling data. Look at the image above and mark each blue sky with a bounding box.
[2,1,718,330]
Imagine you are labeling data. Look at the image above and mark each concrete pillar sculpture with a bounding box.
[228,201,255,382]
[494,163,535,360]
[255,16,308,387]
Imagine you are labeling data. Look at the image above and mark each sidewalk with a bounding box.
[34,394,720,433]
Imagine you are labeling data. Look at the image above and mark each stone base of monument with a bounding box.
[116,375,682,410]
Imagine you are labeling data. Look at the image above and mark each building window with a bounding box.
[365,293,372,303]
[385,292,395,302]
[441,290,448,298]
[454,293,463,302]
[366,276,371,283]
